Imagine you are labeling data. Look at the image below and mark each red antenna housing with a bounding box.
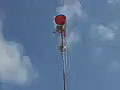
[55,14,66,25]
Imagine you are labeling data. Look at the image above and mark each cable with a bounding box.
[66,50,70,74]
[62,52,66,73]
[62,49,70,76]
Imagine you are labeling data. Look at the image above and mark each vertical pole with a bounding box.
[64,72,67,90]
[61,32,67,90]
[62,52,67,90]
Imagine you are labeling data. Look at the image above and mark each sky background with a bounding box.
[0,0,120,90]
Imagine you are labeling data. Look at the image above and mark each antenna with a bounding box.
[55,14,70,90]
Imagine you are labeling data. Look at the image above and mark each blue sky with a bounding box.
[0,0,120,90]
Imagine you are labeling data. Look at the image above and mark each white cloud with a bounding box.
[107,61,120,72]
[57,0,82,21]
[57,0,82,48]
[91,25,115,41]
[0,13,37,85]
[67,32,80,48]
[108,0,120,3]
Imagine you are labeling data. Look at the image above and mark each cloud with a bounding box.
[57,0,82,21]
[108,0,120,3]
[107,61,120,72]
[0,13,37,85]
[56,0,82,48]
[91,25,115,41]
[67,32,80,48]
